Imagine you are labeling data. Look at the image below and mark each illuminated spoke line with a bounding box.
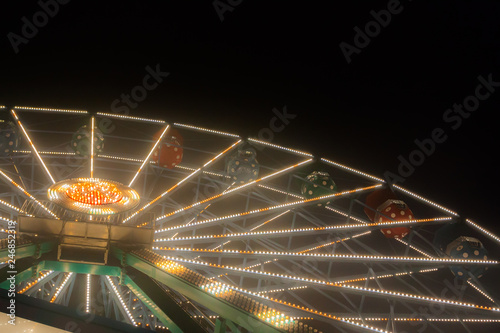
[105,276,137,326]
[155,216,451,241]
[0,169,58,219]
[213,233,372,280]
[208,214,364,280]
[320,157,385,183]
[319,158,458,219]
[395,238,435,258]
[175,164,231,178]
[297,231,372,254]
[0,227,15,234]
[393,184,459,216]
[129,124,170,187]
[258,268,440,295]
[144,250,388,332]
[173,123,240,138]
[0,214,16,225]
[326,203,438,259]
[325,205,375,225]
[200,283,389,333]
[170,182,234,244]
[163,255,499,313]
[247,138,313,157]
[90,116,95,178]
[170,183,235,240]
[257,179,440,264]
[155,247,497,266]
[96,112,165,124]
[50,272,74,303]
[201,210,291,256]
[13,150,76,156]
[155,158,314,223]
[257,184,304,199]
[170,204,216,239]
[340,317,500,323]
[468,281,496,303]
[334,267,441,284]
[97,154,146,163]
[14,106,88,114]
[86,274,91,313]
[123,140,241,223]
[250,210,291,232]
[11,110,56,184]
[156,167,356,233]
[18,270,55,294]
[97,154,231,178]
[466,219,500,245]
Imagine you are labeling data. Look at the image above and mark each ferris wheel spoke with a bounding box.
[104,275,138,326]
[18,270,56,296]
[195,210,292,252]
[155,247,496,268]
[295,231,372,254]
[155,217,453,245]
[468,280,499,305]
[325,204,372,224]
[128,124,170,187]
[394,237,436,258]
[0,197,32,217]
[163,254,499,315]
[96,112,165,124]
[251,185,337,229]
[10,109,56,184]
[14,106,88,114]
[154,158,314,223]
[0,215,16,227]
[89,116,95,179]
[123,139,242,224]
[395,274,479,332]
[320,157,459,219]
[320,157,385,183]
[173,122,240,138]
[132,249,391,332]
[329,199,441,260]
[255,267,441,296]
[465,218,500,246]
[22,271,63,300]
[50,272,75,304]
[392,184,459,217]
[257,183,304,200]
[0,169,58,219]
[247,138,314,158]
[154,184,386,236]
[325,200,439,260]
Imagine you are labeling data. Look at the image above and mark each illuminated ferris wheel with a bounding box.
[1,105,499,333]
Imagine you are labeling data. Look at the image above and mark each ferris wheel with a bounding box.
[0,105,499,333]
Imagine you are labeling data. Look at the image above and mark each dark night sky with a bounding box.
[0,0,499,235]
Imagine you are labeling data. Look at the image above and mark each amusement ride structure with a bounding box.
[0,105,499,332]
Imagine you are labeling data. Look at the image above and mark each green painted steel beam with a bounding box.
[111,247,285,333]
[124,267,207,333]
[0,241,55,262]
[214,318,227,333]
[37,261,122,276]
[123,275,183,333]
[226,319,242,333]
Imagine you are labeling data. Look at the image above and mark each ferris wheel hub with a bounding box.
[48,178,140,215]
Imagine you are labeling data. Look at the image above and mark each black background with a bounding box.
[0,0,499,234]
